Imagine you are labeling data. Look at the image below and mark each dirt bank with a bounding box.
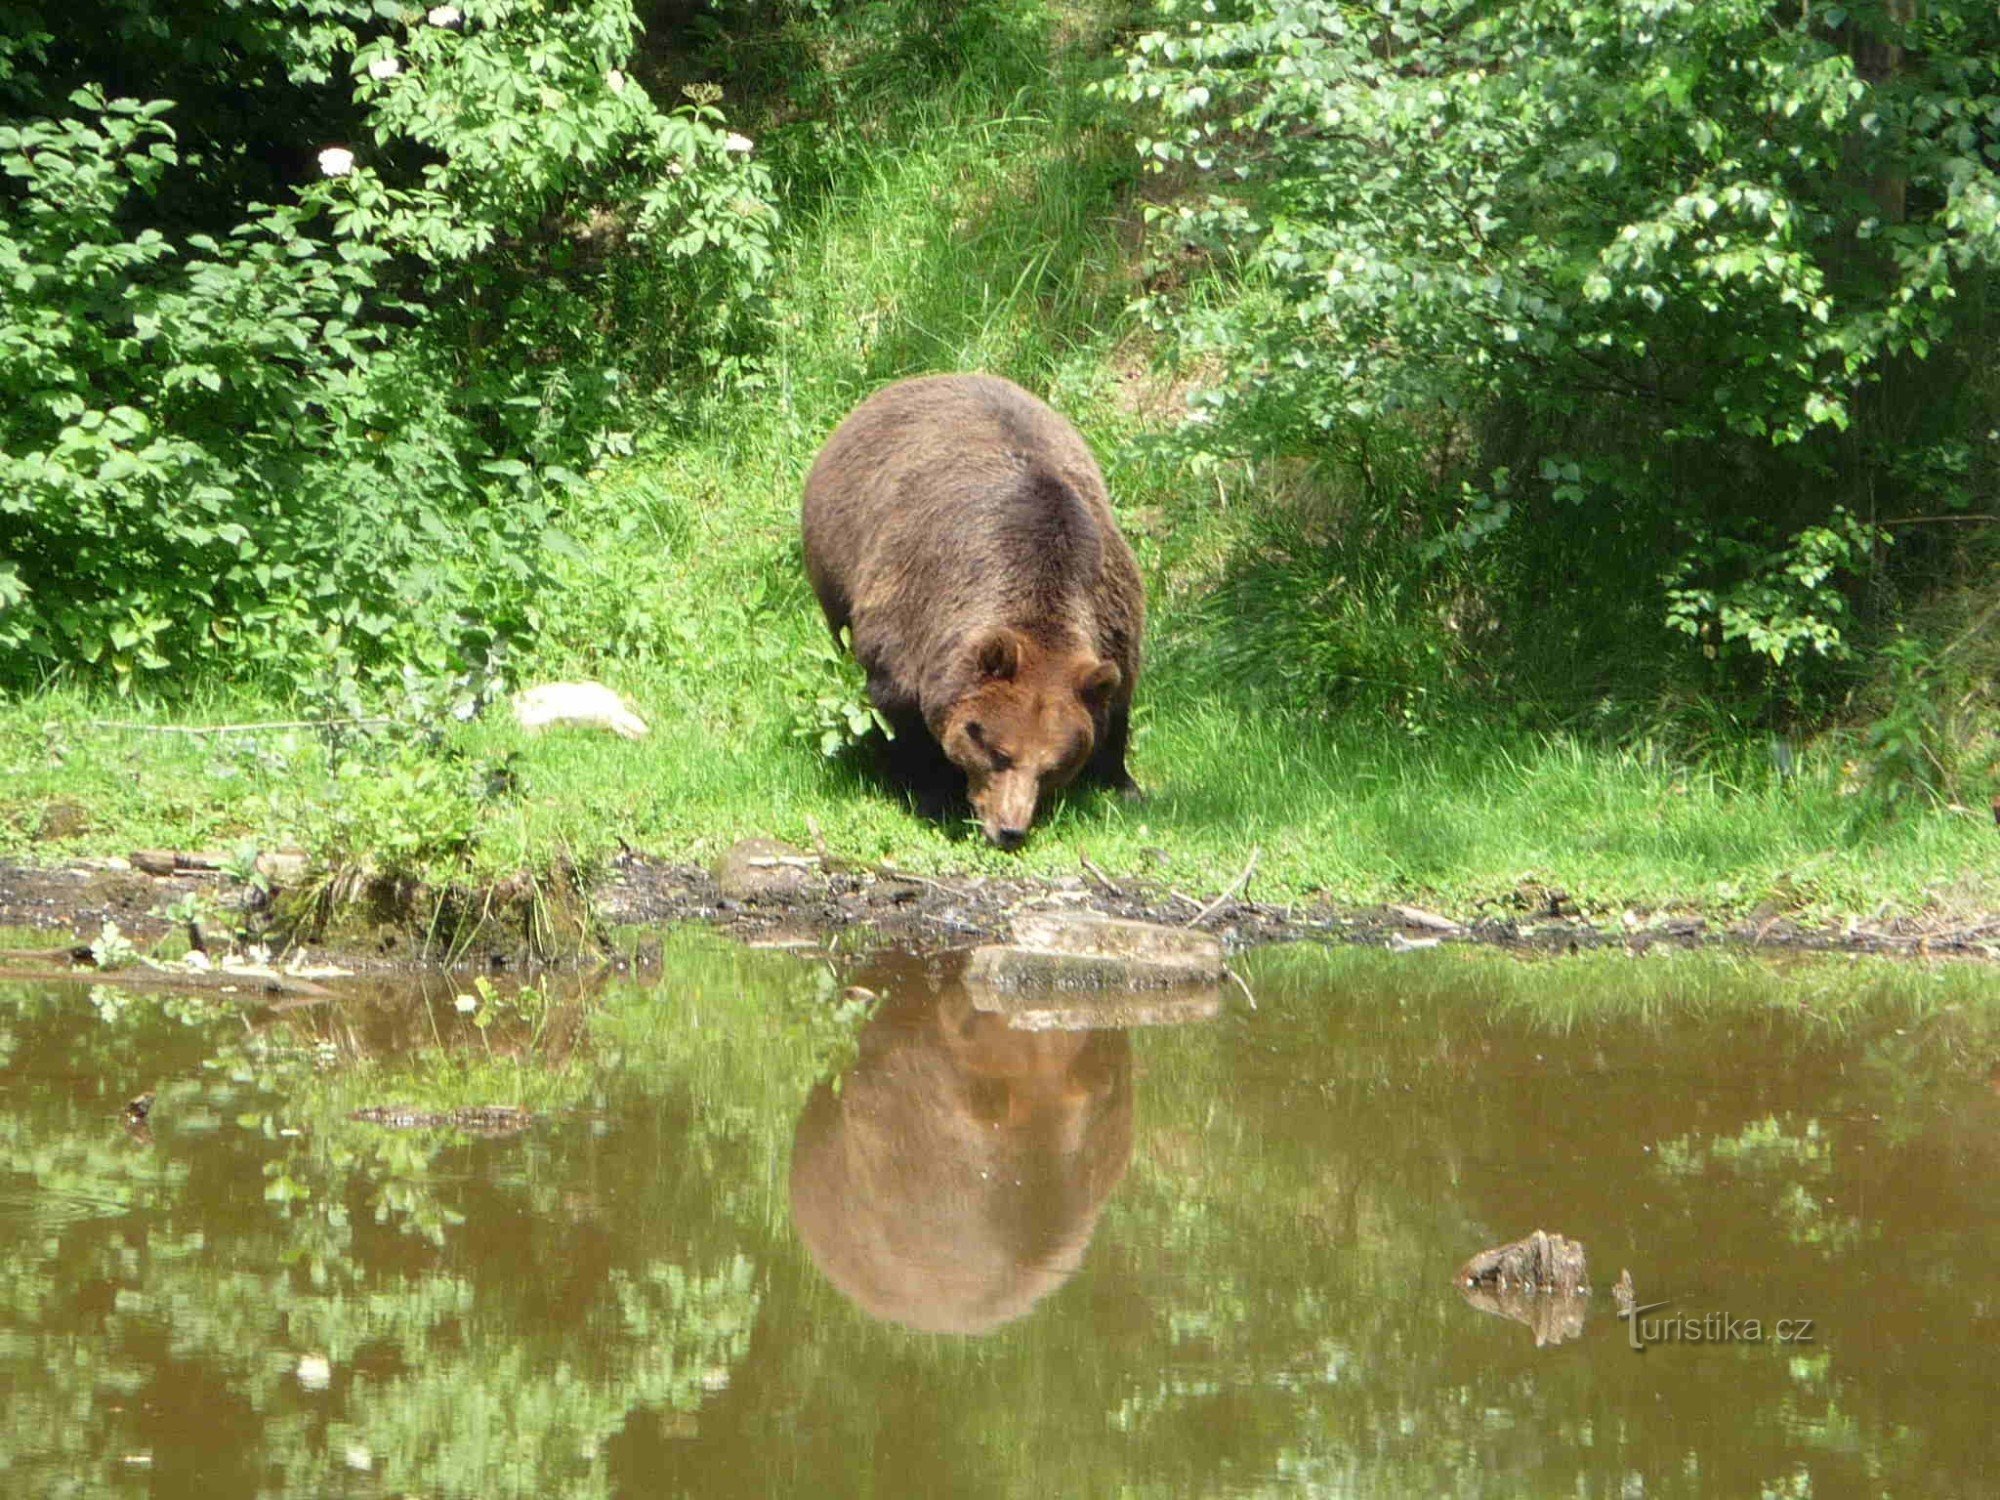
[2,850,1995,972]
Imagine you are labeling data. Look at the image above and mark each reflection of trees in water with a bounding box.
[789,960,1134,1334]
[0,949,807,1499]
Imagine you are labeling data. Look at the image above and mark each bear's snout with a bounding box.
[972,767,1042,851]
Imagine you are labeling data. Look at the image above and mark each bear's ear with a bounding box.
[1076,658,1121,705]
[969,627,1021,681]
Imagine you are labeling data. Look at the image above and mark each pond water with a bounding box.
[3,939,1996,1497]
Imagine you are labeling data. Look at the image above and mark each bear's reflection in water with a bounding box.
[789,956,1134,1335]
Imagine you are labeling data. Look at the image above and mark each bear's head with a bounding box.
[932,626,1119,849]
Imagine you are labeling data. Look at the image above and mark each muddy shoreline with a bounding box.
[1,851,1995,974]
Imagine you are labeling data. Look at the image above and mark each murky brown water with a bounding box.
[3,940,1996,1497]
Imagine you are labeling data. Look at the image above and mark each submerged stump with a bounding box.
[1458,1228,1590,1294]
[1456,1229,1592,1348]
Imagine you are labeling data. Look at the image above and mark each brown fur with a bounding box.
[788,953,1133,1334]
[802,373,1145,846]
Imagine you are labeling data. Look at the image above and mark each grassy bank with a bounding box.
[2,16,1995,932]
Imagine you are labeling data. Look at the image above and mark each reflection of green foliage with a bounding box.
[1652,1115,1863,1256]
[1773,1182,1863,1254]
[0,950,819,1497]
[1656,1115,1831,1176]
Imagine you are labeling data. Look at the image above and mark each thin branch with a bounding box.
[1079,853,1125,898]
[1184,845,1261,928]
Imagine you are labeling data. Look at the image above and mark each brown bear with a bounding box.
[801,373,1144,848]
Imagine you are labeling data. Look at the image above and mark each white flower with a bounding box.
[317,146,355,178]
[367,56,402,81]
[455,993,478,1013]
[296,1354,332,1391]
[664,160,685,177]
[426,5,463,27]
[723,132,754,154]
[606,69,626,95]
[344,1445,374,1473]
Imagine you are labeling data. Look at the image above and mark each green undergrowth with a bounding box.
[1,9,1995,936]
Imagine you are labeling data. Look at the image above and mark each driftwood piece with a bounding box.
[1183,846,1260,927]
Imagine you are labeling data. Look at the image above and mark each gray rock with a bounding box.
[711,838,818,901]
[965,912,1226,994]
[1006,911,1225,969]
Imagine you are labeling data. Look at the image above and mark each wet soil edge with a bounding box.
[1,853,1995,974]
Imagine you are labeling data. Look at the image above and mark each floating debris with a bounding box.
[122,1090,156,1147]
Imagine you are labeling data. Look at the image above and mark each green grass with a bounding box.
[1,19,1995,931]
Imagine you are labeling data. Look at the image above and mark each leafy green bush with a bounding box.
[1108,0,2000,717]
[787,627,893,758]
[0,1,774,691]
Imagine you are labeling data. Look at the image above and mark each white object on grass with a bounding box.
[510,682,650,740]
